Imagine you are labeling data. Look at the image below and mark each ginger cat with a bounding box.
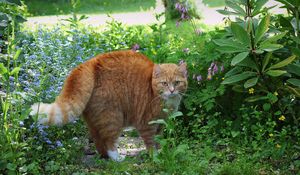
[31,50,188,161]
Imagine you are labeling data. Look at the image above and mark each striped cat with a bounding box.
[31,50,188,161]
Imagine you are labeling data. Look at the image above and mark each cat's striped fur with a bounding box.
[31,50,188,161]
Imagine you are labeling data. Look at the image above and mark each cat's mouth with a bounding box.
[162,92,180,100]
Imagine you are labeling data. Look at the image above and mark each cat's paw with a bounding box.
[108,150,125,162]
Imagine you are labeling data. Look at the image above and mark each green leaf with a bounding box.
[263,103,271,111]
[217,10,239,16]
[244,77,258,88]
[287,78,300,87]
[260,43,283,51]
[287,63,300,76]
[245,95,268,102]
[148,119,167,126]
[267,93,278,104]
[10,67,20,75]
[222,71,256,84]
[266,70,287,77]
[225,0,246,16]
[170,111,183,119]
[13,49,21,60]
[269,55,296,70]
[231,22,250,46]
[216,45,248,53]
[260,31,287,46]
[0,63,8,75]
[224,67,242,78]
[237,57,259,71]
[252,0,268,16]
[262,52,272,72]
[255,14,270,45]
[231,52,249,65]
[213,38,242,47]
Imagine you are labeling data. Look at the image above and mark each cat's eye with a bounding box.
[161,82,168,86]
[174,81,180,86]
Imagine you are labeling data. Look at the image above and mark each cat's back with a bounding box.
[84,50,156,121]
[92,50,154,71]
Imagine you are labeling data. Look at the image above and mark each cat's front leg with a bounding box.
[137,124,159,150]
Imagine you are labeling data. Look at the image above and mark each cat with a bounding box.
[30,50,188,161]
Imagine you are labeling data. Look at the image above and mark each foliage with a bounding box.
[1,0,300,174]
[163,0,200,20]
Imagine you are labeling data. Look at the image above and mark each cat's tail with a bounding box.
[30,59,96,126]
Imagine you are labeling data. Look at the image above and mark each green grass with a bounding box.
[203,0,225,7]
[25,0,156,16]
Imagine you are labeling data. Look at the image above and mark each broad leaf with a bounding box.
[287,63,300,76]
[260,31,287,46]
[216,45,248,53]
[266,70,287,77]
[224,67,242,78]
[231,52,249,66]
[213,38,244,47]
[260,43,283,52]
[262,52,272,72]
[222,71,256,84]
[255,14,270,45]
[225,0,246,16]
[244,77,258,88]
[231,22,250,46]
[269,55,296,70]
[217,10,239,16]
[287,78,300,87]
[237,57,259,71]
[252,0,268,16]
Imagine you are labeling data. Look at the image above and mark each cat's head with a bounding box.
[152,63,188,100]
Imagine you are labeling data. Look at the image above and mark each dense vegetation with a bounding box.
[0,0,299,174]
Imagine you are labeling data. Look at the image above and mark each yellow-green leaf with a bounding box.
[244,77,258,88]
[266,70,287,77]
[269,55,296,70]
[255,14,270,45]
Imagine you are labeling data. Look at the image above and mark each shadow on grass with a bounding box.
[26,0,156,16]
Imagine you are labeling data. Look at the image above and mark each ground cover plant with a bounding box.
[1,0,300,174]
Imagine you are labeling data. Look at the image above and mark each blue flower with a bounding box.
[56,141,63,147]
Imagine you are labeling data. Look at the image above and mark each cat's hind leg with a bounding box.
[90,110,124,161]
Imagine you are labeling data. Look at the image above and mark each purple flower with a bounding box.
[178,59,185,65]
[131,44,140,51]
[213,64,218,75]
[195,29,202,35]
[175,2,181,10]
[196,75,202,81]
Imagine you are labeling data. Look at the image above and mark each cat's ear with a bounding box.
[153,64,161,78]
[178,62,187,78]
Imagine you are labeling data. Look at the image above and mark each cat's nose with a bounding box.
[169,86,175,93]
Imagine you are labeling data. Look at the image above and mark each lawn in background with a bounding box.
[26,0,156,16]
[202,0,225,7]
